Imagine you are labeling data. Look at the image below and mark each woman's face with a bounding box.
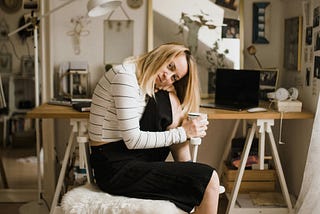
[155,54,188,90]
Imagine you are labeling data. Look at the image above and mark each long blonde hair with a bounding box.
[135,43,200,114]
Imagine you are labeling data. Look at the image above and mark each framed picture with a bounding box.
[259,68,279,100]
[314,30,320,51]
[0,53,12,73]
[21,55,34,76]
[222,18,240,39]
[252,2,270,44]
[306,26,313,45]
[69,70,89,98]
[284,16,302,71]
[313,6,320,28]
[314,56,320,79]
[215,0,239,11]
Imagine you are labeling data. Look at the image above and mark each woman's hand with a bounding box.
[155,85,176,93]
[181,115,209,139]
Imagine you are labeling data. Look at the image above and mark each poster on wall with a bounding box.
[283,16,302,71]
[252,2,270,44]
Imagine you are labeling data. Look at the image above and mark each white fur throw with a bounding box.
[61,183,187,214]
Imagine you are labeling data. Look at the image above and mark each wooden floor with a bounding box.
[0,203,25,214]
[0,146,40,214]
[1,147,38,189]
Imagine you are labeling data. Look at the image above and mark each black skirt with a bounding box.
[90,91,215,212]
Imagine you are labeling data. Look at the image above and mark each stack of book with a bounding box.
[48,97,92,112]
[72,101,91,112]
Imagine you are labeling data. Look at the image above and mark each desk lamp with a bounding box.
[8,1,121,213]
[247,45,263,69]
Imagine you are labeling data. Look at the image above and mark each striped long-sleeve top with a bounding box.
[88,63,187,149]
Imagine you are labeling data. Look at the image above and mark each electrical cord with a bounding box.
[279,111,285,144]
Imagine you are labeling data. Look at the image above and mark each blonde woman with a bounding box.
[89,43,220,213]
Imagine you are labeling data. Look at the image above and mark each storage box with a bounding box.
[276,100,302,112]
[221,163,276,193]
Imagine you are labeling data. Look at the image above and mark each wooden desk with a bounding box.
[27,103,90,214]
[27,103,89,119]
[27,103,313,120]
[27,104,314,213]
[200,107,313,120]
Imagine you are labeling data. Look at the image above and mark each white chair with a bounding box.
[60,136,224,214]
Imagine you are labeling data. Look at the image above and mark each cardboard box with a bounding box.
[222,163,276,193]
[276,100,302,112]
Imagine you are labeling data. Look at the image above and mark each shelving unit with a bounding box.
[1,74,36,147]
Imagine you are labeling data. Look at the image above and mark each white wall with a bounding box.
[49,0,148,93]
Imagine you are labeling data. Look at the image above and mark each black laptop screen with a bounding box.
[215,68,260,109]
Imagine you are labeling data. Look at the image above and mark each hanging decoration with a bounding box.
[126,0,143,9]
[178,12,216,57]
[104,5,133,64]
[18,13,34,43]
[0,18,9,41]
[0,0,22,13]
[67,16,90,55]
[0,44,12,73]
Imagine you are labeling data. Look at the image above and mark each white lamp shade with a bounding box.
[87,0,121,17]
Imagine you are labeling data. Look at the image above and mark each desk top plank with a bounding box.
[26,103,89,119]
[200,108,314,120]
[27,103,314,120]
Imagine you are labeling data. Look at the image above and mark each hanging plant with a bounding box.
[178,11,216,57]
[206,39,229,72]
[206,39,229,94]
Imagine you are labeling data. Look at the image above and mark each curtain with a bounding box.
[295,94,320,213]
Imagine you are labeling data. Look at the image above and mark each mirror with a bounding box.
[148,0,243,97]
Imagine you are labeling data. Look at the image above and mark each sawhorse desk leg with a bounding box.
[50,119,88,214]
[218,119,241,176]
[226,119,293,214]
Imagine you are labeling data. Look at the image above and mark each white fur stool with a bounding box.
[61,183,187,214]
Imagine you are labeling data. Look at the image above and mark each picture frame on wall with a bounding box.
[314,56,320,79]
[284,16,302,71]
[222,18,240,39]
[0,52,12,73]
[306,26,313,45]
[21,55,34,76]
[252,2,270,44]
[313,6,320,28]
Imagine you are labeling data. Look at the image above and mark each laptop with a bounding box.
[201,68,260,111]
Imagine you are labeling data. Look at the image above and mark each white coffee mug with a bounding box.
[187,112,208,145]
